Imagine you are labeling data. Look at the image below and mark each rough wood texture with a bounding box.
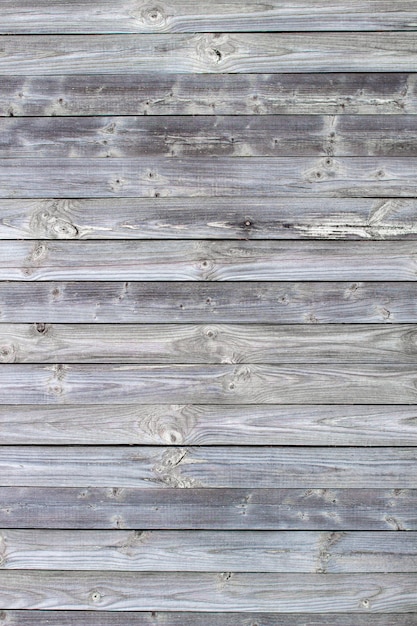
[2,157,417,198]
[0,446,415,488]
[3,323,417,364]
[0,487,415,530]
[4,115,417,157]
[0,281,413,323]
[0,404,416,446]
[0,571,415,612]
[3,1,417,33]
[1,530,415,573]
[1,34,417,75]
[2,74,416,117]
[1,241,417,281]
[0,198,415,240]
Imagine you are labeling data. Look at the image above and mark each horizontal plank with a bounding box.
[1,364,417,405]
[4,115,417,158]
[1,613,416,626]
[2,157,417,198]
[0,571,415,611]
[2,74,417,117]
[3,324,417,364]
[3,0,417,33]
[1,530,415,573]
[1,404,417,446]
[1,487,415,530]
[1,34,416,75]
[2,241,417,281]
[0,281,414,323]
[0,446,415,488]
[0,198,416,241]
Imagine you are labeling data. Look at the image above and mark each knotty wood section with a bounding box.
[0,0,416,621]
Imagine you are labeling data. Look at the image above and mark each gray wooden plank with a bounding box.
[2,74,416,117]
[1,487,415,530]
[2,0,417,33]
[0,571,415,611]
[1,612,416,626]
[0,446,415,488]
[1,530,415,573]
[0,198,415,241]
[0,281,413,323]
[1,34,417,75]
[1,404,417,446]
[2,157,417,198]
[3,323,417,364]
[1,241,417,281]
[4,115,417,158]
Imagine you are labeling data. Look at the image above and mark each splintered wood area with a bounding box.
[0,1,416,624]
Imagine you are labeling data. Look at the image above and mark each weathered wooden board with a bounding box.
[2,74,416,117]
[3,1,417,33]
[1,404,416,446]
[4,115,417,157]
[3,323,417,364]
[2,530,416,573]
[0,446,415,488]
[0,487,414,530]
[2,157,417,198]
[0,281,413,323]
[1,34,417,75]
[0,571,415,611]
[0,198,415,240]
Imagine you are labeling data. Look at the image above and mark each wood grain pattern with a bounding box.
[2,74,416,117]
[1,487,415,530]
[0,281,413,323]
[0,446,415,488]
[1,530,415,573]
[4,115,417,157]
[1,404,416,446]
[0,198,415,240]
[2,0,417,33]
[0,571,415,611]
[1,34,417,75]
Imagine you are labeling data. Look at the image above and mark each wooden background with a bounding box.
[0,1,417,624]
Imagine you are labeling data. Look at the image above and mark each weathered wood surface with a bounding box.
[2,157,417,198]
[0,571,415,612]
[3,324,417,364]
[3,1,417,33]
[1,241,417,281]
[0,198,415,240]
[1,34,417,74]
[0,446,415,488]
[0,281,413,323]
[2,74,416,117]
[4,115,417,157]
[1,530,415,573]
[1,487,414,530]
[1,404,416,446]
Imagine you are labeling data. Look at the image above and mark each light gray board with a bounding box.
[1,404,417,446]
[3,0,417,33]
[0,446,415,488]
[2,240,417,281]
[0,571,415,612]
[0,487,414,530]
[1,34,417,75]
[0,198,415,241]
[0,281,413,323]
[2,157,417,198]
[4,115,417,158]
[2,74,416,117]
[3,324,417,364]
[1,530,416,573]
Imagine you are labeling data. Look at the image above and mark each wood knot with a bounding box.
[134,3,169,29]
[0,344,16,363]
[195,34,236,69]
[35,322,50,335]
